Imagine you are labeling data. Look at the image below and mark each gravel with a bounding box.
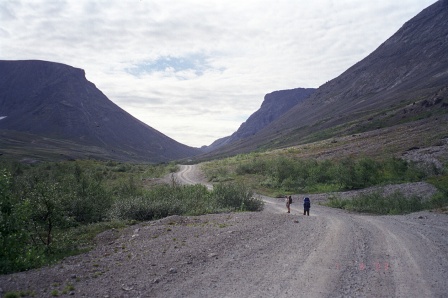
[1,166,447,298]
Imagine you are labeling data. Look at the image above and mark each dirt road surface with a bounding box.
[1,165,447,297]
[174,165,213,190]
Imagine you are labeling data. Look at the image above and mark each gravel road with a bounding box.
[1,165,447,297]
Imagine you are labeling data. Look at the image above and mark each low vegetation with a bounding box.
[1,139,447,274]
[323,168,448,215]
[203,153,441,194]
[0,160,262,274]
[202,151,448,214]
[109,179,262,222]
[325,191,446,215]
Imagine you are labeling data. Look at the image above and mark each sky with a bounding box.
[0,0,437,147]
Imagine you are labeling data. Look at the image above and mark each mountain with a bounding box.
[203,88,315,152]
[201,0,448,159]
[0,60,201,163]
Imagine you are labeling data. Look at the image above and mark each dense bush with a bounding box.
[0,169,30,273]
[426,174,448,208]
[109,181,264,222]
[232,156,429,193]
[1,169,75,273]
[108,183,211,221]
[212,182,264,212]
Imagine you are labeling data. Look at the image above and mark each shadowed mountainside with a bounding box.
[200,0,448,159]
[203,88,315,152]
[0,60,200,163]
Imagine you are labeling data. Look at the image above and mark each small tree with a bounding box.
[0,170,44,273]
[66,171,112,223]
[0,169,18,272]
[22,179,68,249]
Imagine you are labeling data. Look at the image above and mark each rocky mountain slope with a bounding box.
[0,60,200,163]
[202,0,448,159]
[203,88,315,152]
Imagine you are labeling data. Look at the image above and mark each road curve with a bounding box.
[173,164,448,297]
[174,164,213,190]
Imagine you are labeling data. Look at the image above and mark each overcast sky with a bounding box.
[0,0,437,147]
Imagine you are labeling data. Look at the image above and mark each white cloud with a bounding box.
[0,0,437,147]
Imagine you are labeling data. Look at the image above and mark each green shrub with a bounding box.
[428,174,448,194]
[109,183,214,221]
[167,162,179,173]
[67,173,113,223]
[426,174,448,209]
[382,157,427,183]
[0,169,32,273]
[281,176,300,191]
[109,195,183,221]
[208,154,438,195]
[109,181,263,221]
[235,159,267,175]
[325,196,347,209]
[0,174,82,273]
[427,174,448,208]
[4,292,20,298]
[260,176,279,188]
[325,191,426,215]
[428,192,448,208]
[2,161,239,274]
[212,182,264,211]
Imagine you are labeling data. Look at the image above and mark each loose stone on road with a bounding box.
[1,164,447,297]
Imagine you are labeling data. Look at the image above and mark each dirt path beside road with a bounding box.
[1,165,447,297]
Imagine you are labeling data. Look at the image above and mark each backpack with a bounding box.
[288,196,292,204]
[304,197,310,208]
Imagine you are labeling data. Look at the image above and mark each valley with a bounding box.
[1,1,448,297]
[1,165,447,297]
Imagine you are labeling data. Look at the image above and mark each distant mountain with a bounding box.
[0,60,200,163]
[203,88,315,152]
[202,0,448,158]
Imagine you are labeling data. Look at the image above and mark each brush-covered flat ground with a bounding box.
[1,165,447,298]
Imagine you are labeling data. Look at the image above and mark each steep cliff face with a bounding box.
[233,88,315,139]
[0,60,200,162]
[204,88,315,152]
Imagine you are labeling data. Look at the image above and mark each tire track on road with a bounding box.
[176,164,213,190]
[173,164,448,297]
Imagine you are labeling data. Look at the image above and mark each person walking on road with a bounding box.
[286,195,292,213]
[303,197,310,216]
